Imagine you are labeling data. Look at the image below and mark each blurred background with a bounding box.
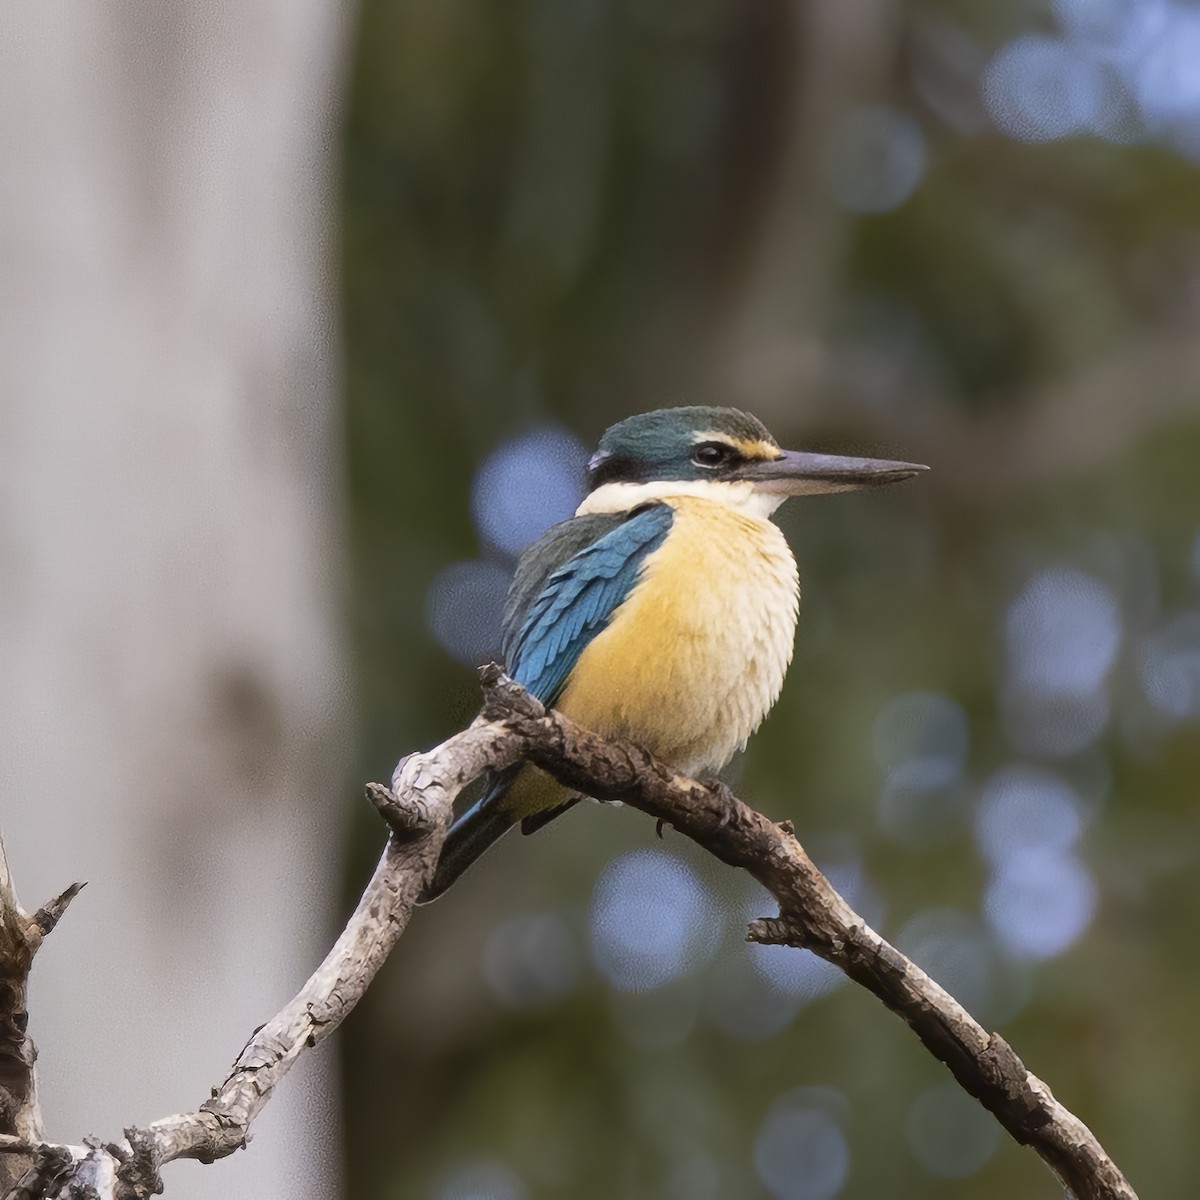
[3,1,1200,1199]
[345,2,1200,1198]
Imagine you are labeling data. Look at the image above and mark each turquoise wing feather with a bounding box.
[421,503,674,901]
[506,503,674,703]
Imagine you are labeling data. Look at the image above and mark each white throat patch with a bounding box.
[576,478,786,520]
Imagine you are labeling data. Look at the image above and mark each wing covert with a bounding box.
[505,503,674,704]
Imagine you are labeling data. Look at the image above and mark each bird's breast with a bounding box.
[556,496,799,774]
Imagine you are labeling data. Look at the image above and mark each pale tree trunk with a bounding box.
[0,3,351,1198]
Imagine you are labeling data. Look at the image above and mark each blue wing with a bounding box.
[506,503,675,704]
[420,503,674,902]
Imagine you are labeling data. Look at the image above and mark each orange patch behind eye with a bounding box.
[693,432,781,460]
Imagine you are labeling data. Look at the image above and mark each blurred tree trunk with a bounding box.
[718,0,900,416]
[0,4,350,1198]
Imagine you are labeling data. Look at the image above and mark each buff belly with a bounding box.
[555,496,799,776]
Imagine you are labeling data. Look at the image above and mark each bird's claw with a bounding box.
[707,780,739,830]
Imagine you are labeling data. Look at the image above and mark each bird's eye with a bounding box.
[692,442,733,468]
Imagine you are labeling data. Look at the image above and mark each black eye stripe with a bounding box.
[587,453,657,488]
[585,439,752,487]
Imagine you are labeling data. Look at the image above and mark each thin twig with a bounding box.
[27,884,86,945]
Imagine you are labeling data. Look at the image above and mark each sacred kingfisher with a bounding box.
[423,406,926,899]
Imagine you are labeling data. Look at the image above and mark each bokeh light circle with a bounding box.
[975,764,1085,865]
[983,848,1097,960]
[825,105,927,214]
[589,849,720,992]
[471,426,588,556]
[753,1098,850,1200]
[906,1084,1000,1178]
[983,35,1113,141]
[426,560,511,666]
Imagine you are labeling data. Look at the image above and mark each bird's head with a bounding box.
[581,406,927,517]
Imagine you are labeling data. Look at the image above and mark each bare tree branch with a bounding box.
[0,836,85,1193]
[472,671,1136,1200]
[3,670,1137,1200]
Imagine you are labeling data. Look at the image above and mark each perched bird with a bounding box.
[423,406,926,900]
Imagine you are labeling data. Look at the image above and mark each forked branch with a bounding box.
[0,669,1136,1200]
[0,836,85,1195]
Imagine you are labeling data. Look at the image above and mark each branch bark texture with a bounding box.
[0,836,83,1193]
[3,670,1137,1200]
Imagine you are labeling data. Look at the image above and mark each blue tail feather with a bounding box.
[419,768,521,902]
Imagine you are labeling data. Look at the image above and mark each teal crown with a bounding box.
[587,406,778,487]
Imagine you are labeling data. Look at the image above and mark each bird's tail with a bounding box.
[420,765,583,901]
[419,768,521,903]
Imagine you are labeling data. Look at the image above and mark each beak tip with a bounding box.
[864,460,930,485]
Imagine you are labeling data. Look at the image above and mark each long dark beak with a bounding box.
[732,449,929,495]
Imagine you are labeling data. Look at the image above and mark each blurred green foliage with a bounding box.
[341,2,1200,1197]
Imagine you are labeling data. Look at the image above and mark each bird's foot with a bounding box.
[706,779,741,830]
